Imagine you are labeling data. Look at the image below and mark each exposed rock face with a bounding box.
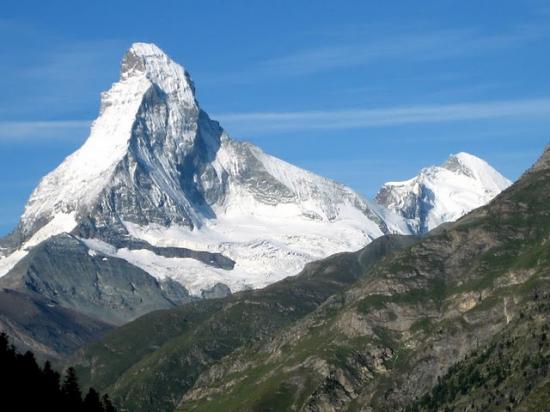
[408,294,550,411]
[0,43,405,299]
[0,234,193,325]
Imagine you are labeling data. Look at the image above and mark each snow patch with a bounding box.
[88,211,378,295]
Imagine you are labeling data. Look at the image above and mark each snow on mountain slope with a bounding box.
[375,152,512,234]
[0,43,402,294]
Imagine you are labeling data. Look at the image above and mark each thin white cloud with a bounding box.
[0,21,127,118]
[254,25,548,77]
[215,98,550,135]
[0,120,91,141]
[201,23,549,85]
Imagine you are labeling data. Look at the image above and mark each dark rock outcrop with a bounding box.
[0,234,193,325]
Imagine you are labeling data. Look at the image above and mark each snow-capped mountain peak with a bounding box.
[375,152,512,234]
[19,43,210,240]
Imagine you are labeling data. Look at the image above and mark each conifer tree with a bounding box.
[0,332,115,411]
[103,394,117,412]
[84,388,104,412]
[62,367,83,410]
[43,361,62,404]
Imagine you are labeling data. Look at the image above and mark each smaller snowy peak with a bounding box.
[375,152,512,234]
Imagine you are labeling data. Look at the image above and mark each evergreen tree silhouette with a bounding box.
[103,394,117,412]
[0,332,9,353]
[43,361,62,405]
[0,332,115,411]
[62,367,83,410]
[84,388,104,412]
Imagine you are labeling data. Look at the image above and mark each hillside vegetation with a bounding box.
[75,146,550,412]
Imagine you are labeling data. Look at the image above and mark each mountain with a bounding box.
[72,144,550,412]
[0,43,510,305]
[408,294,550,412]
[72,234,418,412]
[375,152,511,234]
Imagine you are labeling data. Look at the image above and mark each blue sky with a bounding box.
[1,0,549,235]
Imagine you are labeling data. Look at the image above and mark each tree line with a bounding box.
[0,332,116,411]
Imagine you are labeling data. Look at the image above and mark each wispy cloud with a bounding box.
[4,96,549,142]
[258,26,547,76]
[4,97,549,142]
[199,22,550,86]
[215,97,550,135]
[0,120,91,142]
[0,20,127,117]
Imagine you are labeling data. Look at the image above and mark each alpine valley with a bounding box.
[0,43,513,362]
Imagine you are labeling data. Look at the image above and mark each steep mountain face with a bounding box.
[72,145,550,412]
[375,152,511,234]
